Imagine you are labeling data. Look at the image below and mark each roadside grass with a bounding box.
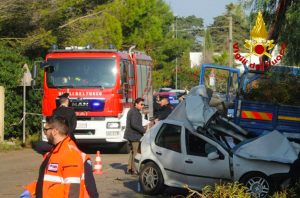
[175,182,298,198]
[0,142,22,151]
[0,133,41,151]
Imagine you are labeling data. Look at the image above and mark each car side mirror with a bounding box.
[32,64,38,79]
[207,152,219,160]
[31,79,36,88]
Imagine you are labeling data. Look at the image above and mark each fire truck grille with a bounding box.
[56,97,105,112]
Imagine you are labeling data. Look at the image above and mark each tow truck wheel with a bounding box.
[118,142,130,154]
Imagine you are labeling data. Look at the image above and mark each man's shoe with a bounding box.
[126,169,132,173]
[132,171,138,175]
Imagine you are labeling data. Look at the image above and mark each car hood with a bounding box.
[232,130,300,164]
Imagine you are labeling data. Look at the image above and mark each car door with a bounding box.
[151,123,187,186]
[184,129,231,190]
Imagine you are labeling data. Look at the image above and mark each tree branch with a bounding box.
[58,10,105,29]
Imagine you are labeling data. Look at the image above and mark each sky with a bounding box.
[167,0,240,27]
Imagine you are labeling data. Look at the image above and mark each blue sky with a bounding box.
[167,0,240,26]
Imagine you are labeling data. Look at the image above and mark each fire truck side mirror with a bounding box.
[117,89,123,94]
[128,64,135,78]
[32,64,38,79]
[129,79,135,86]
[31,79,37,88]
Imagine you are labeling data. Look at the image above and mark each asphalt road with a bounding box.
[0,144,188,198]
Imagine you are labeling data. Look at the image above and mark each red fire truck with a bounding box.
[31,45,153,153]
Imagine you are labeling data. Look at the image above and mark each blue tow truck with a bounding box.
[200,64,300,139]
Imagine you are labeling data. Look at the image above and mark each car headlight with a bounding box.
[106,122,120,129]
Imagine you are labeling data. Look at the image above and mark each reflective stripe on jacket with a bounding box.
[25,136,85,198]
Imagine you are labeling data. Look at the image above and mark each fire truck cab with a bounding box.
[31,45,153,153]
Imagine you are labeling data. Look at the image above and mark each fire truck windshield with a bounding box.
[46,58,117,88]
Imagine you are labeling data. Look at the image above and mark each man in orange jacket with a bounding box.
[20,115,96,198]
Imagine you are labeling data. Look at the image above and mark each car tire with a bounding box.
[118,142,130,154]
[139,162,165,195]
[240,172,275,198]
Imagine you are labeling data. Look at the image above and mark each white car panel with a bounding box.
[232,155,290,182]
[150,124,188,187]
[184,131,231,190]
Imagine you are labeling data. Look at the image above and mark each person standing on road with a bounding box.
[154,95,174,123]
[124,98,148,174]
[20,115,98,198]
[34,92,77,156]
[153,95,162,118]
[52,92,77,143]
[184,87,189,94]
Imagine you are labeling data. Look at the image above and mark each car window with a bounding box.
[185,129,220,157]
[155,123,182,153]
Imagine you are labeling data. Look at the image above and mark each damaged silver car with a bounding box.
[135,85,299,197]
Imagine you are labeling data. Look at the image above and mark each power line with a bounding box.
[175,26,229,31]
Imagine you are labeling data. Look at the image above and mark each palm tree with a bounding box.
[213,50,229,66]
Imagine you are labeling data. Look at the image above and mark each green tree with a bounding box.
[209,3,249,53]
[213,50,229,66]
[176,15,204,51]
[0,42,43,139]
[203,29,214,64]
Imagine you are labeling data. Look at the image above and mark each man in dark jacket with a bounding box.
[154,95,174,123]
[52,93,77,142]
[124,98,148,174]
[153,95,162,118]
[35,93,77,155]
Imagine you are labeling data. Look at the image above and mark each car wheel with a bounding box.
[240,172,275,198]
[139,162,165,195]
[118,142,130,154]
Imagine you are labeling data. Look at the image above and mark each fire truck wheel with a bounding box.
[118,142,130,154]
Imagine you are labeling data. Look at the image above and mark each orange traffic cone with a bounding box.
[93,150,105,175]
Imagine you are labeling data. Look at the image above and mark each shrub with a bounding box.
[242,67,300,106]
[175,181,300,198]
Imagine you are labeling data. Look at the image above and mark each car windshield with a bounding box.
[46,58,117,88]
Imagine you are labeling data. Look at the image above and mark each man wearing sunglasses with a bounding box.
[124,98,148,174]
[20,115,98,198]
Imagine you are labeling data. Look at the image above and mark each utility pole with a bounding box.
[203,31,205,64]
[175,15,178,89]
[0,86,4,142]
[23,72,26,144]
[229,16,233,67]
[172,23,175,38]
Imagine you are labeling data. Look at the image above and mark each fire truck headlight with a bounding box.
[106,122,120,129]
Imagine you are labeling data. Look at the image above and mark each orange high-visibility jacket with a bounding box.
[25,136,86,198]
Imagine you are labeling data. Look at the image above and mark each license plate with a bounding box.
[77,123,87,128]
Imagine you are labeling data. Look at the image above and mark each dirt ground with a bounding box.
[0,145,188,198]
